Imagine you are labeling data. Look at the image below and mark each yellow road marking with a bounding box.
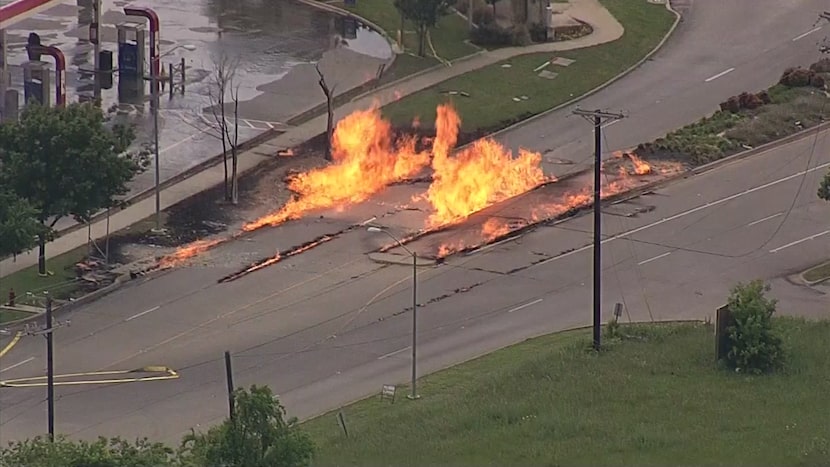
[0,331,22,358]
[0,366,179,388]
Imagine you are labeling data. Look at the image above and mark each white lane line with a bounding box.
[244,119,256,129]
[1,356,34,372]
[792,27,822,42]
[637,252,671,266]
[507,298,543,313]
[360,216,377,226]
[378,346,410,360]
[159,128,210,155]
[266,122,275,129]
[601,119,621,129]
[748,212,783,227]
[769,230,830,253]
[705,67,735,82]
[532,160,830,268]
[126,305,160,322]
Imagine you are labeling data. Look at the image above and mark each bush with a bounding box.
[724,280,784,374]
[809,72,826,88]
[511,24,532,46]
[809,57,830,73]
[780,67,819,88]
[470,23,512,46]
[529,22,547,42]
[472,5,494,25]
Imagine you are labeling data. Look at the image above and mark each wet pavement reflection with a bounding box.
[2,0,392,208]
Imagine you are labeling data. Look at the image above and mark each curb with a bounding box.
[482,0,682,143]
[800,263,830,286]
[297,0,399,53]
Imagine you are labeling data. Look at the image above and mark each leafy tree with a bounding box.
[818,171,830,201]
[0,102,143,275]
[178,385,315,467]
[394,0,450,56]
[0,435,176,467]
[0,190,41,259]
[724,280,784,374]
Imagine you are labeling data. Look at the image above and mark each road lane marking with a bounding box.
[601,119,621,129]
[0,331,22,358]
[769,230,830,253]
[126,306,160,322]
[705,67,735,82]
[378,346,410,360]
[532,160,830,268]
[1,356,34,372]
[792,27,822,41]
[637,252,671,266]
[0,366,179,388]
[748,212,783,226]
[507,298,543,313]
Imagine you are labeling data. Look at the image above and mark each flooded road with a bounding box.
[2,0,393,215]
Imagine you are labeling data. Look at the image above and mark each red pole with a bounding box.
[124,7,160,93]
[30,45,65,107]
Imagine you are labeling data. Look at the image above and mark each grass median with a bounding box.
[803,261,830,284]
[0,246,87,307]
[305,319,830,466]
[380,0,676,131]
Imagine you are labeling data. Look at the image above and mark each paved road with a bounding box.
[496,0,830,175]
[2,123,828,444]
[2,0,830,444]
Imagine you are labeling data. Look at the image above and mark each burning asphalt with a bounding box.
[146,103,685,280]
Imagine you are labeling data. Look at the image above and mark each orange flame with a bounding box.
[158,239,223,269]
[426,104,549,227]
[242,106,430,231]
[481,218,512,240]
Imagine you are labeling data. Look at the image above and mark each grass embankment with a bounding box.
[0,246,87,308]
[381,0,675,131]
[306,320,830,466]
[635,69,829,166]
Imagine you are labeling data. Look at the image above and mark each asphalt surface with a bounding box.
[1,0,830,445]
[497,0,830,176]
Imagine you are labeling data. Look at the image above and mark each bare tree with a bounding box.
[316,63,335,162]
[207,53,241,204]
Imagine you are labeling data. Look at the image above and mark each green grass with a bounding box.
[0,308,35,324]
[644,83,827,165]
[804,261,830,283]
[305,319,830,466]
[336,0,479,61]
[380,0,676,130]
[0,246,87,306]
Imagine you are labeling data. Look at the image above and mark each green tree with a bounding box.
[818,171,830,201]
[0,103,142,276]
[725,280,784,374]
[0,435,176,467]
[179,385,315,467]
[394,0,450,56]
[0,190,41,259]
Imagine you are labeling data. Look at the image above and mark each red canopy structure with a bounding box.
[0,0,66,29]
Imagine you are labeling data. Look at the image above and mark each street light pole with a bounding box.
[151,64,161,232]
[368,226,420,399]
[410,250,418,400]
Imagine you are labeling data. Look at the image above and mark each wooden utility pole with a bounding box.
[24,293,69,441]
[572,108,626,351]
[224,350,235,420]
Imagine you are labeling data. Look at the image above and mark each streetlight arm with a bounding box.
[368,227,415,257]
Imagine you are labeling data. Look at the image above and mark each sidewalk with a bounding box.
[0,0,626,278]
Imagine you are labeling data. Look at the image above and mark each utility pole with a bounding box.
[24,293,69,441]
[572,108,625,351]
[224,350,235,420]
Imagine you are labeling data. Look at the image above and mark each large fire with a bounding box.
[158,102,681,270]
[426,105,549,227]
[241,106,431,232]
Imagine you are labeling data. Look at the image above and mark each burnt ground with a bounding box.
[101,127,488,268]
